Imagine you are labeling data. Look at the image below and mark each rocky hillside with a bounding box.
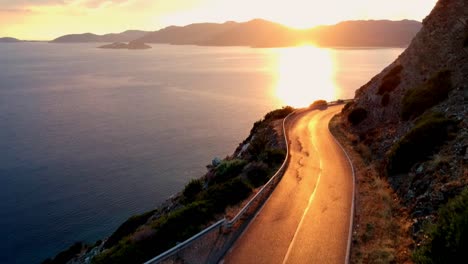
[335,0,467,261]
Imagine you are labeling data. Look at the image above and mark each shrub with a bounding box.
[43,242,84,264]
[413,188,468,264]
[182,178,203,202]
[261,148,286,166]
[247,133,269,159]
[245,162,270,187]
[381,93,390,106]
[201,177,252,212]
[103,210,156,249]
[309,100,328,109]
[377,65,403,95]
[347,107,368,125]
[464,33,468,47]
[213,159,247,183]
[93,202,214,264]
[263,106,294,121]
[387,112,457,174]
[401,70,452,120]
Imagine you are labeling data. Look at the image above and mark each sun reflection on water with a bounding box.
[274,46,336,108]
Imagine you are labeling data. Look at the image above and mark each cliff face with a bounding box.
[339,0,467,244]
[348,0,466,134]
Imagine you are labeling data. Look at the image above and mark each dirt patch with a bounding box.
[330,115,414,263]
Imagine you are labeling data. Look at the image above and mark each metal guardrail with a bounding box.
[143,111,294,264]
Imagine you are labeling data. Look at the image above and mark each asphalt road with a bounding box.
[223,105,353,264]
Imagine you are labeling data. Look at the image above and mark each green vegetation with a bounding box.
[263,106,294,121]
[261,148,286,166]
[213,159,247,183]
[93,178,253,264]
[401,70,452,120]
[245,162,270,187]
[381,93,390,106]
[249,106,293,142]
[93,201,215,264]
[377,65,403,95]
[387,112,457,174]
[201,177,252,212]
[413,188,468,264]
[347,107,368,125]
[182,178,204,203]
[104,210,157,249]
[43,242,84,264]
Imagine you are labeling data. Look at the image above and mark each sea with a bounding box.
[0,43,403,264]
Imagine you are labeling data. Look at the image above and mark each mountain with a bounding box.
[136,19,421,48]
[333,0,467,261]
[136,21,239,45]
[51,30,149,43]
[199,19,303,47]
[53,19,421,47]
[307,19,422,47]
[0,37,20,43]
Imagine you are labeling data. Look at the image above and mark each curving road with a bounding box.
[223,105,353,264]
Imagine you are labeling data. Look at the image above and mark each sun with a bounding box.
[274,46,337,108]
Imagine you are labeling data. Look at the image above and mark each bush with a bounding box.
[377,65,403,95]
[261,148,286,166]
[201,177,252,212]
[381,93,390,106]
[263,106,294,121]
[245,162,270,187]
[464,33,468,47]
[182,178,203,202]
[103,210,156,249]
[309,100,328,109]
[413,188,468,264]
[347,107,368,125]
[93,202,214,264]
[387,112,457,174]
[213,159,247,183]
[43,242,84,264]
[401,70,452,120]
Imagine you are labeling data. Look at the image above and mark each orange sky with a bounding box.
[0,0,438,40]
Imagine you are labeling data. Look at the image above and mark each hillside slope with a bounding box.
[135,19,420,47]
[332,0,467,261]
[52,30,149,43]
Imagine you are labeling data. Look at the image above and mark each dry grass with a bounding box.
[330,115,414,264]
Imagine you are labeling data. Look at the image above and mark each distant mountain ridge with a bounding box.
[51,30,150,43]
[0,37,21,43]
[51,19,422,47]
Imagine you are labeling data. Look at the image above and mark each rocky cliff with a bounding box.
[335,0,467,260]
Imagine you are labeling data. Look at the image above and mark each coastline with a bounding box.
[44,107,293,264]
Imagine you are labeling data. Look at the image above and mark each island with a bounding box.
[98,41,151,50]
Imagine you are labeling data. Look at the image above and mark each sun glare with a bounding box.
[274,46,336,108]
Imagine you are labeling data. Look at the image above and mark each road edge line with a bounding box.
[328,116,356,264]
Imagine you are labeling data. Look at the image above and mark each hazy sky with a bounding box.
[1,0,438,40]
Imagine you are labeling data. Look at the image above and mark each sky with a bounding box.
[0,0,438,40]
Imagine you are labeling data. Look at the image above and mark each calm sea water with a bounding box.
[0,43,403,264]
